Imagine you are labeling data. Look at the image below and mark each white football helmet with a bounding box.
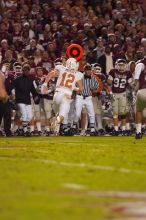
[92,63,102,75]
[115,59,127,73]
[66,58,78,72]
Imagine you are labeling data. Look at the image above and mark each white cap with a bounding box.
[1,39,8,44]
[30,39,36,43]
[141,38,146,43]
[23,22,30,27]
[84,23,91,27]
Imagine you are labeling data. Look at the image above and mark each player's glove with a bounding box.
[109,92,115,101]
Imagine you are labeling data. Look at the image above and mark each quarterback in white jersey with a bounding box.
[42,58,83,135]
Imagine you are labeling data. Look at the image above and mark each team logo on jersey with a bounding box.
[66,44,83,61]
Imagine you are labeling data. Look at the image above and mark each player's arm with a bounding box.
[134,63,144,91]
[0,74,9,101]
[41,69,58,94]
[75,79,83,93]
[107,73,115,100]
[107,76,113,94]
[45,69,58,84]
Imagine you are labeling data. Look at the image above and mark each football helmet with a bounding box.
[115,59,127,72]
[92,63,102,74]
[66,58,78,72]
[54,58,62,67]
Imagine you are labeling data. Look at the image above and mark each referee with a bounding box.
[73,64,99,135]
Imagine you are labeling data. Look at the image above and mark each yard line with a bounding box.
[63,183,86,190]
[0,147,28,150]
[87,191,146,199]
[63,183,146,199]
[0,156,146,175]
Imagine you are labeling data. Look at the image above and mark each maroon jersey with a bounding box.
[108,68,132,93]
[5,71,15,93]
[34,75,57,100]
[138,59,146,90]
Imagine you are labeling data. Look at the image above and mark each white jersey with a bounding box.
[55,65,83,95]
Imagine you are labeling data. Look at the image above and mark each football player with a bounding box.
[107,59,133,135]
[134,56,146,139]
[33,66,57,135]
[42,57,83,135]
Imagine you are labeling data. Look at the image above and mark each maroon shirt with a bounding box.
[5,70,22,92]
[108,69,132,93]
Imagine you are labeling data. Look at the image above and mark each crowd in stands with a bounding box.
[0,0,146,68]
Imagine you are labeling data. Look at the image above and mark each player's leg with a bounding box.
[93,96,104,134]
[34,101,42,135]
[25,104,33,136]
[112,93,119,135]
[0,101,5,136]
[3,101,12,136]
[29,101,35,135]
[85,96,96,134]
[52,92,71,135]
[60,99,75,136]
[135,89,146,138]
[18,103,28,135]
[43,99,53,135]
[80,106,87,135]
[72,95,84,133]
[119,92,127,135]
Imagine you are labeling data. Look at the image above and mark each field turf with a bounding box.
[0,136,146,220]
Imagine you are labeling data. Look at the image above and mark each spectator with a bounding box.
[98,45,114,75]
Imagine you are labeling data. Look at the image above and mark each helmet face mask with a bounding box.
[54,58,62,67]
[115,59,127,73]
[92,63,101,74]
[93,66,101,74]
[66,58,78,73]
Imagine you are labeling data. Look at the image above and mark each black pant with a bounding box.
[0,101,12,135]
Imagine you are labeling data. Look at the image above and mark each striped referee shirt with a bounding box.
[80,74,99,97]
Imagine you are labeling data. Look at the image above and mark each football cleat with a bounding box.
[45,130,50,136]
[80,130,86,136]
[112,130,119,136]
[98,129,105,136]
[0,130,4,136]
[24,131,31,137]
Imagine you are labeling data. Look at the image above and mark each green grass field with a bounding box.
[0,136,146,220]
